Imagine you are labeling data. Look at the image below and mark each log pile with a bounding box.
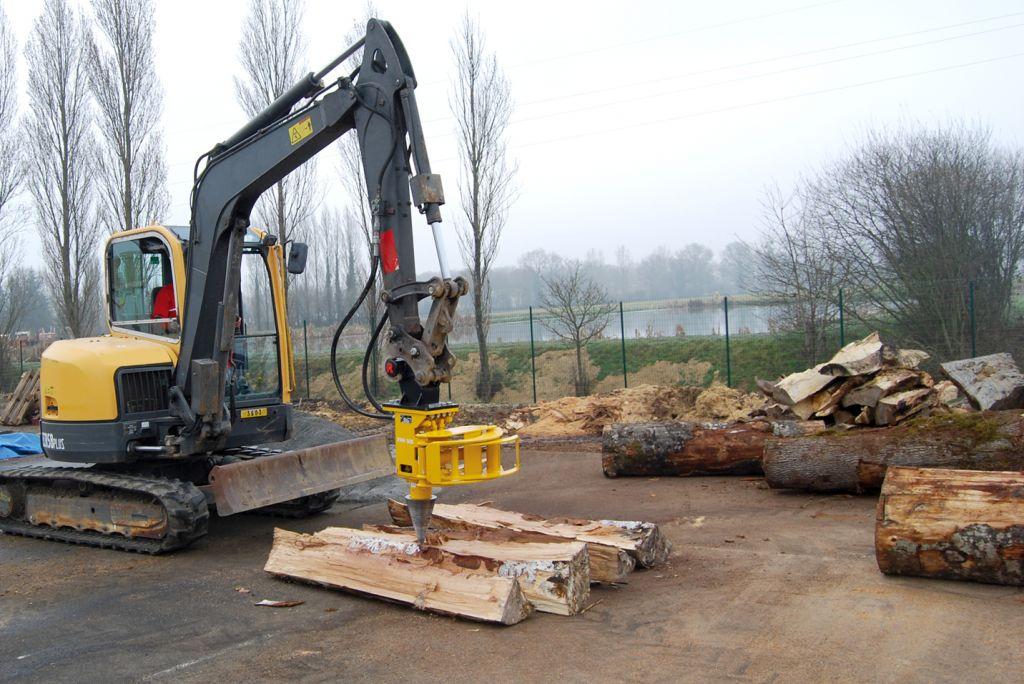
[757,333,967,426]
[1,370,40,426]
[875,466,1024,586]
[763,410,1024,492]
[266,502,669,623]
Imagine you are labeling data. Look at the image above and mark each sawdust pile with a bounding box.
[506,383,766,438]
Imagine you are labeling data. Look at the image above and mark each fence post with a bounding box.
[619,301,628,388]
[18,340,23,373]
[302,320,310,399]
[528,306,537,404]
[838,287,845,348]
[968,280,976,357]
[724,296,732,388]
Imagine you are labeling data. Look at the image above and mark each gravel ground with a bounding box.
[1,449,1022,683]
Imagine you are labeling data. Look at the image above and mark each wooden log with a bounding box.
[875,467,1024,586]
[772,363,835,405]
[842,369,921,408]
[387,499,668,580]
[813,377,865,418]
[894,348,929,369]
[820,332,885,377]
[601,421,766,478]
[362,525,590,615]
[264,527,533,624]
[940,353,1024,410]
[763,411,1024,492]
[873,388,933,426]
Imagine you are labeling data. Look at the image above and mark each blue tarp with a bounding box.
[0,432,42,460]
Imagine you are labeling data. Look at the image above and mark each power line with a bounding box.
[432,50,1024,161]
[507,10,1024,111]
[425,21,1024,136]
[490,22,1024,130]
[417,0,850,85]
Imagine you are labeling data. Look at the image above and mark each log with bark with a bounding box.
[362,524,590,615]
[264,527,534,624]
[876,466,1024,586]
[387,500,668,582]
[601,421,767,478]
[941,353,1024,410]
[763,411,1024,492]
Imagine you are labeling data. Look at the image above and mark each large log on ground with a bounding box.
[875,467,1024,586]
[264,527,533,624]
[763,411,1024,493]
[941,352,1024,410]
[362,525,590,615]
[601,421,766,478]
[387,500,668,581]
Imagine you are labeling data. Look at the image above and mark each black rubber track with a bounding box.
[0,466,209,554]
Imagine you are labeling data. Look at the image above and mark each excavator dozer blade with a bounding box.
[203,434,392,516]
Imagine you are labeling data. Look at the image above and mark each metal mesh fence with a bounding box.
[287,278,1024,406]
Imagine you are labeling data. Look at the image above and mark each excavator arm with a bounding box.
[175,19,459,455]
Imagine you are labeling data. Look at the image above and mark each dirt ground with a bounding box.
[2,449,1023,683]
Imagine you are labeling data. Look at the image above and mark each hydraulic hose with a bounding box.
[329,258,390,419]
[361,311,390,415]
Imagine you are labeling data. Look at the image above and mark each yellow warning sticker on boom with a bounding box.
[288,116,313,145]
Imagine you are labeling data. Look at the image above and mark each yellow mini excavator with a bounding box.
[0,19,518,552]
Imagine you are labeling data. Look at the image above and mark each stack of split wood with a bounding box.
[264,501,670,625]
[0,370,40,426]
[757,332,966,427]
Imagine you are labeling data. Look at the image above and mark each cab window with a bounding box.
[228,245,281,399]
[108,235,178,338]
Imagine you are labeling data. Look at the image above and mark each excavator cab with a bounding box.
[37,224,297,462]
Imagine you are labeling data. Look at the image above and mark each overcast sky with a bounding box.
[4,0,1024,273]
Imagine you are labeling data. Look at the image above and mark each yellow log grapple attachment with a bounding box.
[384,404,519,544]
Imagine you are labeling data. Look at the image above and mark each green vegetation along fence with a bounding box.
[294,278,1024,406]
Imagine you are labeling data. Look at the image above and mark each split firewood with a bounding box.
[873,388,933,426]
[264,527,533,624]
[763,411,1024,492]
[813,377,865,418]
[841,369,920,408]
[820,332,886,377]
[893,348,930,369]
[387,500,668,581]
[940,353,1024,410]
[362,525,590,615]
[601,421,766,478]
[772,364,836,406]
[790,388,833,421]
[933,380,964,407]
[876,466,1024,586]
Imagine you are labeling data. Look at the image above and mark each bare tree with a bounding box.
[0,3,20,226]
[23,0,100,338]
[816,121,1024,359]
[539,260,614,396]
[88,0,168,234]
[450,13,517,401]
[0,11,34,386]
[335,4,380,331]
[752,184,848,364]
[234,0,318,297]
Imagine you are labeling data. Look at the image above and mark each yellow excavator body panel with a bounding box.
[40,335,178,422]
